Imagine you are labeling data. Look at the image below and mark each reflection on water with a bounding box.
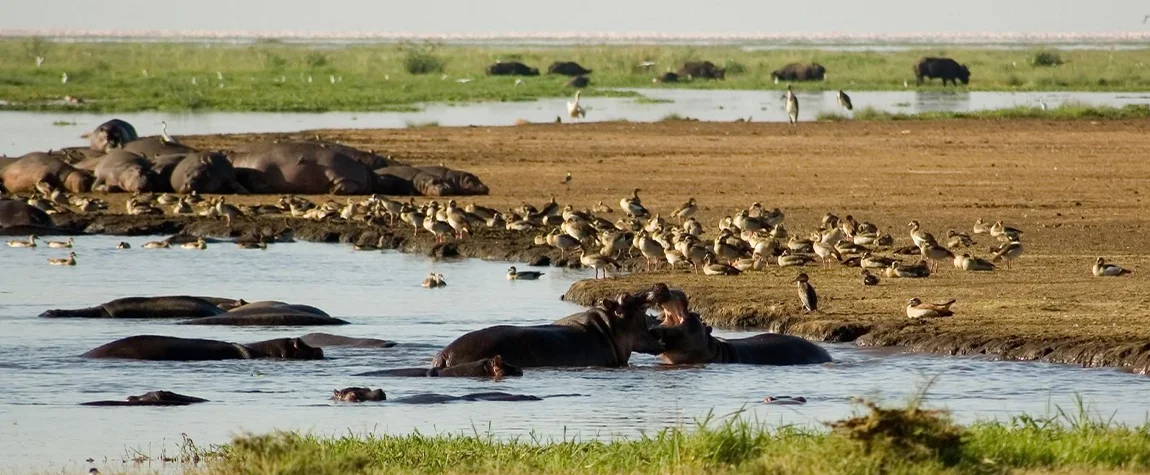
[3,90,1148,155]
[2,236,1149,472]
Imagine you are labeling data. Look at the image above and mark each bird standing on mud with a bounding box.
[837,90,853,111]
[792,273,818,313]
[560,172,572,189]
[784,85,799,125]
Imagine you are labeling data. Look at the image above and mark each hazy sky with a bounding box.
[2,0,1147,34]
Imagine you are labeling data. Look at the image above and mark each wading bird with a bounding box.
[837,90,853,111]
[567,90,585,120]
[784,85,799,125]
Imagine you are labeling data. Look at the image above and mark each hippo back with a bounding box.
[122,137,197,158]
[229,142,375,195]
[93,150,159,193]
[166,152,239,194]
[0,152,94,193]
[0,199,53,228]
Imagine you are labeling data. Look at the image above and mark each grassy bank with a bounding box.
[194,399,1150,474]
[4,40,1150,111]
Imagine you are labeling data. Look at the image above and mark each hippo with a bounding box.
[331,387,386,402]
[486,61,540,76]
[0,199,53,229]
[181,301,348,326]
[432,288,664,368]
[771,63,827,81]
[648,284,832,365]
[121,136,197,158]
[354,355,523,378]
[90,150,160,193]
[0,153,94,193]
[39,296,239,319]
[81,335,324,360]
[548,61,592,76]
[300,333,397,348]
[81,391,208,406]
[228,141,376,195]
[914,57,970,86]
[392,392,543,404]
[152,152,247,194]
[373,165,489,196]
[677,61,725,80]
[566,76,590,88]
[89,119,138,153]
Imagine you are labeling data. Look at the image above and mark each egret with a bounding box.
[191,76,197,85]
[142,69,148,77]
[307,76,313,83]
[514,78,524,86]
[217,71,223,80]
[160,121,180,145]
[456,78,473,84]
[35,56,44,68]
[61,72,68,84]
[330,75,336,84]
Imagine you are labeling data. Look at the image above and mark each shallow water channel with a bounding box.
[2,236,1148,472]
[3,89,1148,155]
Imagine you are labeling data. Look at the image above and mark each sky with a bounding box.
[1,0,1147,35]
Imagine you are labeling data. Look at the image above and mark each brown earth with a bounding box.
[34,119,1150,373]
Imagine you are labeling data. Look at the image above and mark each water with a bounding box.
[2,236,1149,473]
[4,89,1149,155]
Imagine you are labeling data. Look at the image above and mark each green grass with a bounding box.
[824,103,1150,121]
[192,398,1150,475]
[4,39,1150,112]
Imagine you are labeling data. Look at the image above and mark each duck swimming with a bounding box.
[507,266,545,280]
[7,235,37,248]
[47,251,77,266]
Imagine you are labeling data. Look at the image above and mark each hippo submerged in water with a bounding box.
[299,333,397,349]
[648,284,832,365]
[82,391,208,406]
[432,288,664,368]
[355,356,522,379]
[82,335,324,361]
[331,388,547,404]
[41,296,346,325]
[181,301,349,326]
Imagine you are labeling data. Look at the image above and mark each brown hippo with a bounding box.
[181,301,348,326]
[0,199,53,229]
[648,284,832,365]
[82,335,324,360]
[228,141,376,195]
[331,387,386,402]
[486,61,539,76]
[39,295,239,319]
[89,119,138,153]
[771,63,827,81]
[392,392,543,404]
[0,153,94,193]
[90,150,160,192]
[432,289,664,368]
[548,61,592,76]
[355,355,523,378]
[151,152,246,194]
[678,61,725,80]
[82,391,208,406]
[374,165,490,196]
[300,333,397,348]
[914,57,970,86]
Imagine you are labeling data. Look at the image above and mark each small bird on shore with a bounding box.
[906,298,956,319]
[560,172,572,188]
[792,273,818,313]
[507,266,545,280]
[579,248,620,279]
[1093,257,1132,277]
[47,251,77,266]
[861,269,879,286]
[837,90,853,111]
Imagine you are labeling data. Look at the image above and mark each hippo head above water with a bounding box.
[644,283,714,363]
[252,337,324,359]
[331,387,386,402]
[594,286,672,356]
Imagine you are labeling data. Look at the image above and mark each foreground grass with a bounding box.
[197,400,1150,475]
[4,40,1150,111]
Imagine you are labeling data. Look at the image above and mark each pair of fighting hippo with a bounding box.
[41,295,349,326]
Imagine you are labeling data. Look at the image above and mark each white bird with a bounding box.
[441,74,448,80]
[142,69,148,77]
[638,61,657,69]
[456,78,473,84]
[191,76,197,85]
[773,76,779,85]
[903,80,909,88]
[514,79,524,86]
[307,76,313,83]
[384,74,390,81]
[330,75,336,84]
[160,121,180,145]
[1039,101,1048,111]
[35,56,44,68]
[61,73,68,84]
[217,71,223,80]
[567,90,586,119]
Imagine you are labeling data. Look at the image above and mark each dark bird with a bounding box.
[784,85,799,126]
[861,269,879,286]
[837,90,853,111]
[560,172,572,186]
[792,272,818,313]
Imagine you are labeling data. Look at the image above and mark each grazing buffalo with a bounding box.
[648,284,832,365]
[677,61,725,80]
[486,61,539,76]
[82,391,208,406]
[914,57,970,86]
[82,335,324,360]
[0,152,94,193]
[656,72,681,83]
[89,119,138,154]
[548,61,592,76]
[432,288,664,368]
[39,295,239,319]
[771,63,827,81]
[354,355,523,378]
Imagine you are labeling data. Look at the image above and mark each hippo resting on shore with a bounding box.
[39,296,241,319]
[355,355,522,378]
[82,335,324,360]
[89,119,138,154]
[228,141,377,195]
[648,284,832,365]
[914,57,970,86]
[0,199,53,229]
[432,288,664,368]
[182,301,349,326]
[86,150,161,193]
[375,165,489,196]
[771,62,826,81]
[151,152,248,194]
[0,153,94,193]
[82,391,208,406]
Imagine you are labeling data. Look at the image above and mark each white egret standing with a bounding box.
[160,121,180,145]
[36,56,44,68]
[61,73,68,84]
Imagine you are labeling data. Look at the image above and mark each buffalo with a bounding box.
[548,61,592,76]
[771,63,826,81]
[677,61,725,80]
[914,57,970,86]
[486,61,539,76]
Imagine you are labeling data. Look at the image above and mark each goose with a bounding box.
[424,218,456,243]
[636,231,665,271]
[956,253,996,271]
[1093,257,1132,277]
[160,121,180,145]
[907,221,931,248]
[567,90,585,119]
[46,237,74,248]
[918,241,954,272]
[664,247,688,270]
[684,245,712,274]
[579,248,621,279]
[792,273,818,313]
[156,193,180,205]
[421,272,440,288]
[906,298,956,319]
[671,198,698,222]
[507,266,545,280]
[990,240,1024,269]
[733,254,768,272]
[885,260,930,278]
[7,235,37,248]
[860,252,899,269]
[784,85,799,126]
[47,251,77,266]
[946,230,975,249]
[339,199,358,221]
[592,201,613,214]
[142,240,170,249]
[769,224,789,240]
[990,221,1023,242]
[712,231,744,264]
[702,255,741,276]
[116,242,131,249]
[181,237,207,250]
[619,189,648,218]
[215,197,243,225]
[547,229,582,258]
[683,217,703,236]
[972,219,991,235]
[821,212,840,231]
[173,197,193,215]
[777,249,815,267]
[811,233,843,267]
[861,269,880,286]
[787,235,813,253]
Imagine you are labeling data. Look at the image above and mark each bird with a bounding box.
[671,198,698,223]
[637,61,657,69]
[514,78,524,86]
[435,273,447,287]
[330,75,337,84]
[567,90,586,119]
[217,71,224,81]
[579,248,620,279]
[837,90,853,111]
[784,85,799,125]
[142,240,170,249]
[990,240,1024,269]
[456,78,473,84]
[955,253,996,272]
[861,269,879,286]
[1144,14,1150,24]
[159,121,180,145]
[792,273,818,313]
[191,76,197,85]
[35,56,44,68]
[990,221,1023,242]
[116,242,131,249]
[61,72,68,84]
[507,266,545,280]
[421,272,441,288]
[701,254,741,276]
[181,237,207,250]
[1093,257,1132,277]
[46,237,73,248]
[560,172,572,187]
[215,197,242,225]
[48,251,77,266]
[906,298,956,319]
[972,219,990,235]
[7,235,37,248]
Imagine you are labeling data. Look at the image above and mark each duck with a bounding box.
[906,298,956,319]
[792,273,818,313]
[435,273,447,287]
[173,197,193,215]
[142,240,170,249]
[972,219,990,235]
[885,260,930,278]
[507,266,545,280]
[990,240,1024,269]
[671,198,698,222]
[861,269,879,286]
[116,241,131,249]
[46,237,74,248]
[619,189,648,218]
[7,235,38,248]
[215,197,243,225]
[566,90,585,119]
[955,253,996,271]
[702,255,742,276]
[180,237,207,250]
[421,272,440,288]
[47,251,77,266]
[1093,257,1132,277]
[777,250,815,267]
[990,221,1023,242]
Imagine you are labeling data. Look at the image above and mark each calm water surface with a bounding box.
[1,236,1148,473]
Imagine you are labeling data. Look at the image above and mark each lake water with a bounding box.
[2,236,1148,473]
[3,89,1148,156]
